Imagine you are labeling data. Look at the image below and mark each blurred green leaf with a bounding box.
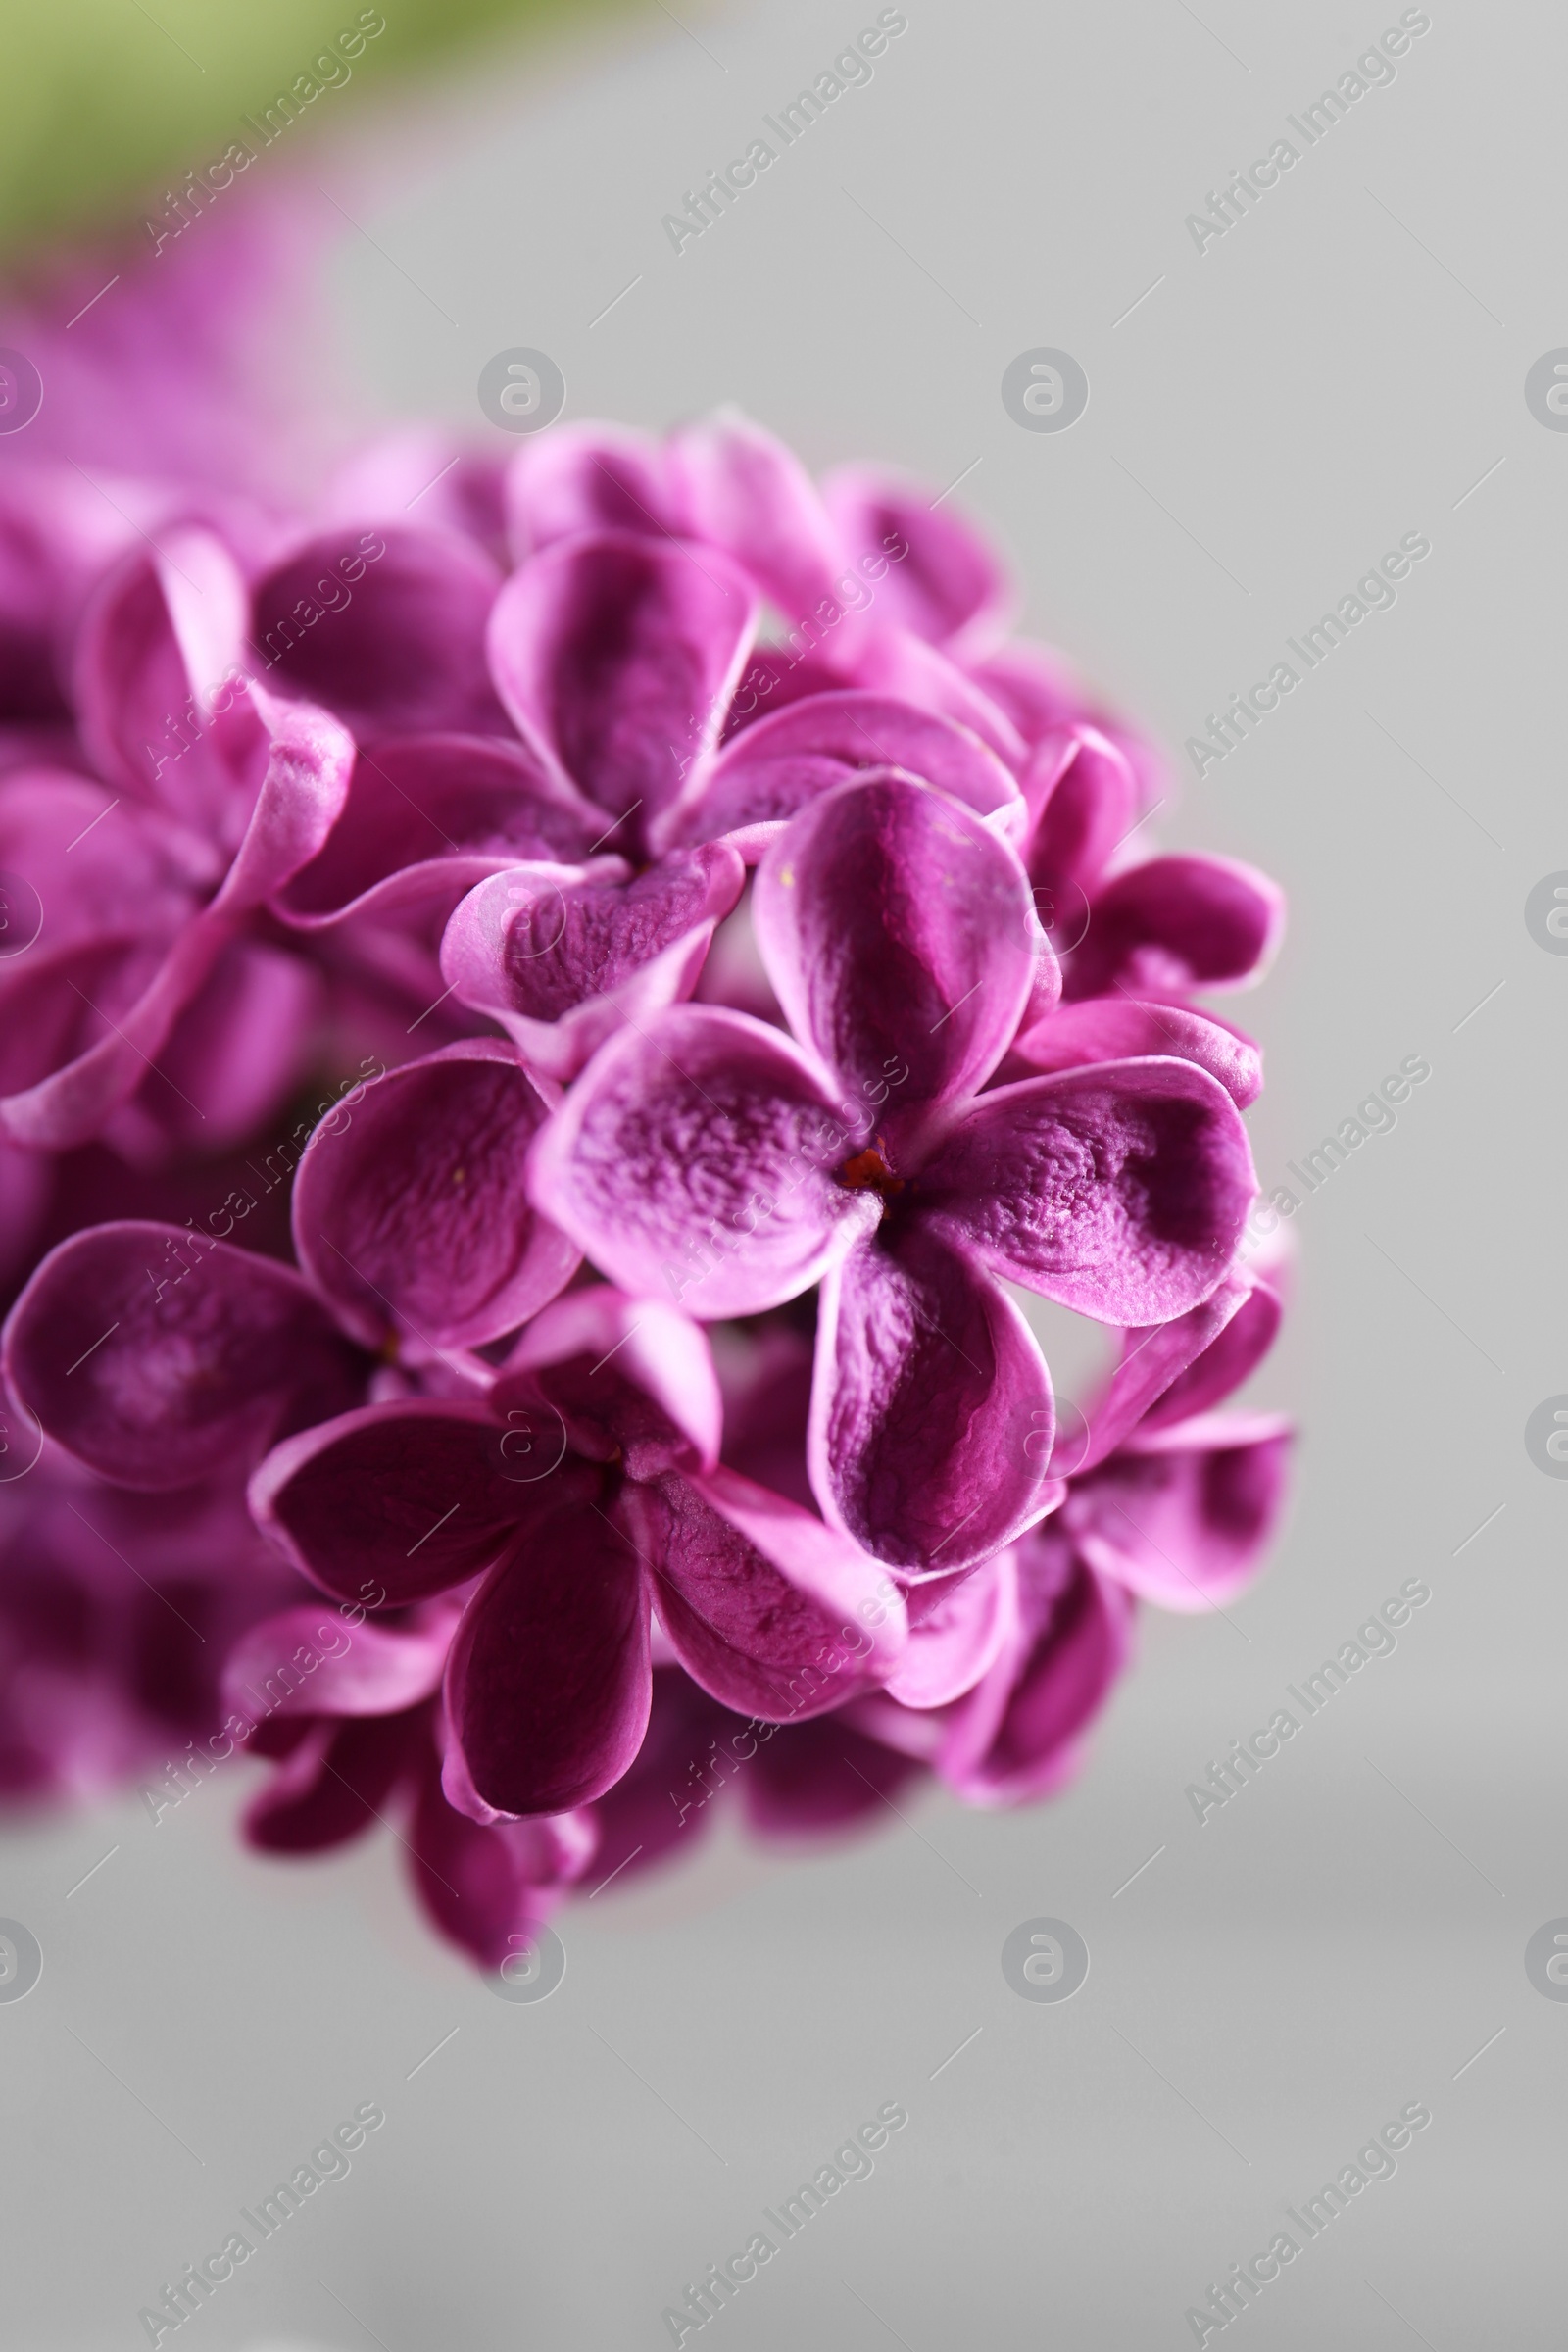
[0,0,607,261]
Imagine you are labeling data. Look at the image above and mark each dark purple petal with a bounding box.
[486,532,758,844]
[499,1287,721,1479]
[663,688,1023,850]
[292,1040,578,1355]
[527,1004,877,1317]
[821,464,1013,656]
[1066,1411,1293,1611]
[117,938,318,1156]
[940,1540,1132,1804]
[1065,853,1286,1001]
[250,524,505,735]
[753,772,1043,1114]
[1129,1275,1283,1437]
[920,1059,1256,1323]
[667,411,845,626]
[742,1713,927,1833]
[242,1712,417,1854]
[809,1225,1059,1576]
[248,1401,560,1603]
[274,735,599,930]
[408,1756,596,1966]
[506,422,676,555]
[623,1464,906,1720]
[440,843,745,1080]
[1009,996,1263,1109]
[2,1222,359,1490]
[444,1498,651,1815]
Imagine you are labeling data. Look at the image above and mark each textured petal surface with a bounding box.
[1065,853,1286,1001]
[921,1059,1256,1323]
[527,1004,877,1316]
[444,1500,651,1816]
[753,773,1042,1113]
[440,844,744,1079]
[624,1464,906,1720]
[809,1225,1059,1576]
[500,1286,721,1479]
[1010,996,1263,1109]
[3,1222,357,1489]
[668,689,1022,848]
[486,532,758,846]
[292,1040,578,1355]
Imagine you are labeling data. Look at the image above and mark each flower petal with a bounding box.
[274,734,598,930]
[623,1463,906,1720]
[500,1285,721,1478]
[753,772,1042,1114]
[242,1713,417,1853]
[526,1004,877,1317]
[444,1499,651,1815]
[886,1551,1018,1708]
[664,688,1022,849]
[485,531,758,845]
[439,843,745,1080]
[809,1225,1059,1576]
[248,1400,557,1604]
[940,1539,1132,1805]
[1066,1411,1293,1612]
[408,1758,597,1966]
[920,1058,1256,1323]
[291,1039,578,1355]
[1009,996,1263,1109]
[222,1606,454,1721]
[250,524,505,735]
[1065,853,1286,1000]
[1022,724,1140,895]
[821,464,1013,656]
[2,1221,359,1489]
[667,409,845,625]
[506,421,676,555]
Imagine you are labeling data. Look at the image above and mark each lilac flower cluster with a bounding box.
[0,405,1290,1967]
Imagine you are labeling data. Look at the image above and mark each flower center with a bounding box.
[836,1140,906,1213]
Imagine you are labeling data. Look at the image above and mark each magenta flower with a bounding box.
[531,770,1257,1575]
[1,1041,576,1487]
[246,1286,906,1819]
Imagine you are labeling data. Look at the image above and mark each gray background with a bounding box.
[5,0,1564,2342]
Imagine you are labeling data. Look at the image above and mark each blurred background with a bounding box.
[2,0,1563,2343]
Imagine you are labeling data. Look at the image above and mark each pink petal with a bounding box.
[439,843,745,1080]
[526,1004,877,1317]
[500,1286,721,1478]
[486,531,758,844]
[291,1039,579,1355]
[886,1552,1018,1708]
[1066,853,1286,1000]
[821,464,1013,657]
[1068,1410,1293,1612]
[921,1058,1257,1323]
[3,1221,358,1489]
[1009,996,1263,1109]
[250,524,505,735]
[222,1606,454,1721]
[506,421,676,556]
[667,410,845,627]
[752,772,1043,1114]
[624,1463,906,1719]
[810,1226,1060,1577]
